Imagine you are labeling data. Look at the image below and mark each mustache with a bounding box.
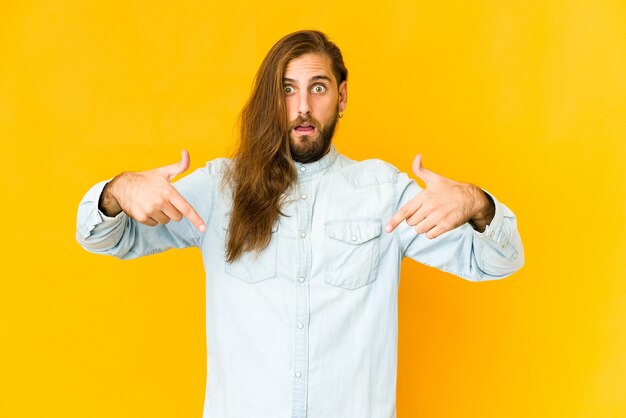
[289,115,321,129]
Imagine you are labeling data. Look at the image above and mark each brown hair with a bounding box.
[224,30,348,262]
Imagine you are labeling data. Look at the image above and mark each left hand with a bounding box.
[385,154,494,239]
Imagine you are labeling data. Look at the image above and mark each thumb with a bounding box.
[160,149,191,181]
[412,154,435,186]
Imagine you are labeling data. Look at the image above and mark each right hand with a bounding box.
[100,150,206,232]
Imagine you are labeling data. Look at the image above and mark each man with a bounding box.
[77,30,523,418]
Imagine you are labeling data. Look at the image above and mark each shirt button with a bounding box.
[300,232,306,238]
[297,322,304,329]
[351,235,358,241]
[301,193,307,199]
[295,371,302,378]
[300,166,306,172]
[489,231,495,238]
[298,277,305,284]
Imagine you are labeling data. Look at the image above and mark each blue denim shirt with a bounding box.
[76,146,523,418]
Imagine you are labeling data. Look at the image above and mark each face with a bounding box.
[283,53,347,163]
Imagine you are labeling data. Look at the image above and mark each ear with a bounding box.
[338,80,348,112]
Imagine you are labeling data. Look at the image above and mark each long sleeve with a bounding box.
[75,165,214,260]
[393,172,524,281]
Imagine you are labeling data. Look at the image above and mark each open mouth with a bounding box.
[294,124,316,134]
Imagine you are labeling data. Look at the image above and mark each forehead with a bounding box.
[284,53,336,83]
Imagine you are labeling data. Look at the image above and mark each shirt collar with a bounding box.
[294,145,338,180]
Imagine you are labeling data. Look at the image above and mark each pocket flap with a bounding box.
[325,220,381,245]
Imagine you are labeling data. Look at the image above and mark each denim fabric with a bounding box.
[76,146,523,418]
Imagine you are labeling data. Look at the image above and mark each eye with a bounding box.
[283,85,294,95]
[312,84,326,94]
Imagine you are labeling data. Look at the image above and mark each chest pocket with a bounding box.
[223,214,280,283]
[324,220,382,290]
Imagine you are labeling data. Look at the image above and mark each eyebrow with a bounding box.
[283,75,333,84]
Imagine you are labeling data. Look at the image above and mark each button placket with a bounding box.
[291,181,311,418]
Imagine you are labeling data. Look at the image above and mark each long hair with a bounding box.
[224,30,348,262]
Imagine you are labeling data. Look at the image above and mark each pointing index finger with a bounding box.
[385,192,425,233]
[385,201,415,233]
[169,188,206,232]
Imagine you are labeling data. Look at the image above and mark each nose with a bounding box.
[297,91,311,117]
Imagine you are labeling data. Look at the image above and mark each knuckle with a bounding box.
[147,206,161,217]
[429,213,442,224]
[163,188,175,199]
[154,197,169,210]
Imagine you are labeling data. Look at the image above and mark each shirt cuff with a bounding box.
[472,190,517,259]
[77,179,127,239]
[472,190,504,242]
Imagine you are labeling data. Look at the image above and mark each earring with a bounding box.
[338,111,344,118]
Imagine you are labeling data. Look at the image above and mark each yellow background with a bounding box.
[1,1,625,417]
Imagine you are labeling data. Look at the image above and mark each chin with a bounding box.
[294,131,317,141]
[291,133,317,148]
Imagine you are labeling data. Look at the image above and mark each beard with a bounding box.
[288,110,338,164]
